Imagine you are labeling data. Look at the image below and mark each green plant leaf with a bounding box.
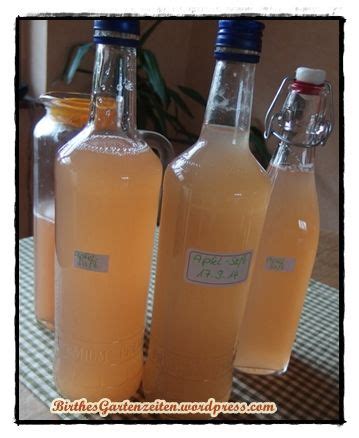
[138,89,168,134]
[178,85,207,107]
[168,88,194,118]
[141,93,192,140]
[162,111,198,142]
[77,68,93,75]
[250,126,272,169]
[152,107,168,135]
[141,49,169,107]
[63,43,94,84]
[140,20,162,46]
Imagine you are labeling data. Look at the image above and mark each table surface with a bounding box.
[18,230,340,422]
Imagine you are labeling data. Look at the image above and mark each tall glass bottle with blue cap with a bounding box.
[54,20,163,401]
[143,20,271,404]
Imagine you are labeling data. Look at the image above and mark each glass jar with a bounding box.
[33,92,90,330]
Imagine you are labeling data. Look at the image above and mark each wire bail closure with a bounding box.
[264,76,334,148]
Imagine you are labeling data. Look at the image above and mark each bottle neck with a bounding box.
[270,142,316,175]
[203,60,256,136]
[89,44,137,135]
[269,86,325,174]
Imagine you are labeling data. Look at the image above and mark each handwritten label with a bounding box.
[185,249,252,286]
[73,250,109,273]
[265,256,296,272]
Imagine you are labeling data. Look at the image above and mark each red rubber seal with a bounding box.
[291,80,324,95]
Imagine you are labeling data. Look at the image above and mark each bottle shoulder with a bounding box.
[56,129,162,176]
[166,136,271,192]
[58,129,157,159]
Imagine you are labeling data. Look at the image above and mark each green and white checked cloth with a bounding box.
[19,237,340,422]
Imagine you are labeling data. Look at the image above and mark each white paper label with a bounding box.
[185,249,252,286]
[73,250,109,273]
[265,256,296,272]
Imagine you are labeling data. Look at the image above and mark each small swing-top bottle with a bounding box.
[235,67,334,375]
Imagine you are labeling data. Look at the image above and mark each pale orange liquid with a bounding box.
[143,124,271,404]
[50,96,90,128]
[235,165,320,374]
[34,205,55,330]
[34,96,89,330]
[54,134,162,401]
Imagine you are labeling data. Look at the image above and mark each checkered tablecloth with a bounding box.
[19,236,340,422]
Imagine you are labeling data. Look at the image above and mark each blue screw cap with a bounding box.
[215,20,265,63]
[93,19,140,47]
[94,19,140,36]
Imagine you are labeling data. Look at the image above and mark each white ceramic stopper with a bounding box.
[295,67,326,85]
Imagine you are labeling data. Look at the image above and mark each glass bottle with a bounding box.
[235,67,334,375]
[33,92,90,330]
[54,20,163,401]
[33,92,172,331]
[143,20,271,405]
